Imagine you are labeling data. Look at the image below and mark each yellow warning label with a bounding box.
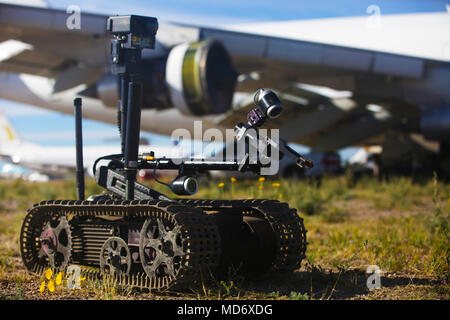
[3,125,14,141]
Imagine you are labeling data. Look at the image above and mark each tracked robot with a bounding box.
[20,15,313,290]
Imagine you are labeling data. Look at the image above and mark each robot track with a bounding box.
[20,198,306,291]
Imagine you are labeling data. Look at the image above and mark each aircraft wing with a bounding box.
[192,12,450,151]
[0,3,198,91]
[0,3,111,91]
[1,2,449,153]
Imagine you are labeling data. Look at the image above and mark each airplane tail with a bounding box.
[0,111,21,152]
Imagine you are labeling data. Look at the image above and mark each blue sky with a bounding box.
[0,0,448,158]
[49,0,450,25]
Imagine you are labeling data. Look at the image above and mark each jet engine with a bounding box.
[420,105,450,142]
[91,40,237,116]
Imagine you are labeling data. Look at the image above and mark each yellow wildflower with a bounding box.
[272,182,280,188]
[258,177,265,182]
[258,185,263,190]
[55,272,63,285]
[279,193,283,199]
[44,268,53,280]
[48,280,55,293]
[39,281,45,293]
[218,182,224,188]
[230,177,237,183]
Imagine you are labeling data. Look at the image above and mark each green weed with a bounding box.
[289,291,309,300]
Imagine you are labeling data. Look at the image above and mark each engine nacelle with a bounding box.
[95,57,171,110]
[166,40,237,115]
[92,40,237,116]
[420,106,450,142]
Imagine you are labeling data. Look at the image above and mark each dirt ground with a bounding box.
[0,260,445,300]
[0,178,448,300]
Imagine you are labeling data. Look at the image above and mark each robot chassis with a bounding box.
[19,15,313,291]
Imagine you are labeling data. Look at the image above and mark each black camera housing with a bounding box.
[107,15,158,49]
[254,88,283,120]
[107,15,158,75]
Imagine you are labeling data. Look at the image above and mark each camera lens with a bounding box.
[254,89,283,119]
[171,176,198,195]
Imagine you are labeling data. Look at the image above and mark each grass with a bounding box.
[0,174,448,300]
[85,274,133,300]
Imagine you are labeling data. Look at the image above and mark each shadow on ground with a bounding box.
[144,263,443,300]
[232,268,440,300]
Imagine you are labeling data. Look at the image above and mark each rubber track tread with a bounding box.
[20,199,221,291]
[178,198,307,271]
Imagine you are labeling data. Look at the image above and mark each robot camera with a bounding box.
[254,89,283,120]
[170,176,198,196]
[107,15,158,49]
